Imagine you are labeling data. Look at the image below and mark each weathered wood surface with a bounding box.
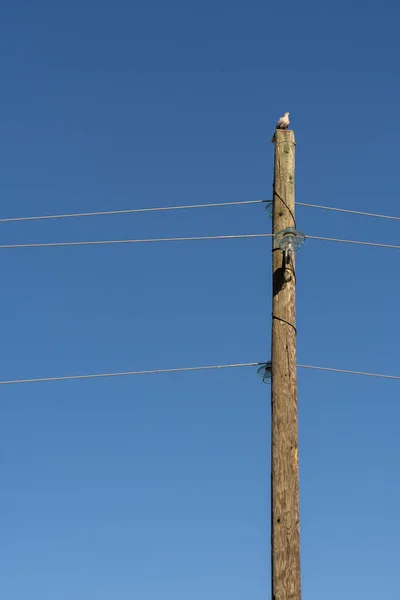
[271,129,301,600]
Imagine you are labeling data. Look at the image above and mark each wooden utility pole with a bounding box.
[271,129,301,600]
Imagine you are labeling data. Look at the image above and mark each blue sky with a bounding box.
[0,1,399,598]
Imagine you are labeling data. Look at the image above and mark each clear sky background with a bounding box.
[0,1,399,598]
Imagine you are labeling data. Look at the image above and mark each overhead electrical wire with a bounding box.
[0,362,260,385]
[1,198,397,387]
[297,364,400,380]
[306,235,400,250]
[0,362,399,386]
[0,199,398,225]
[0,233,272,249]
[0,233,399,250]
[0,200,266,224]
[296,202,400,222]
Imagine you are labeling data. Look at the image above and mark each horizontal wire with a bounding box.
[1,362,399,386]
[307,235,400,250]
[296,202,400,222]
[0,233,399,250]
[297,364,400,381]
[0,233,272,249]
[0,362,261,386]
[0,200,266,224]
[0,199,398,226]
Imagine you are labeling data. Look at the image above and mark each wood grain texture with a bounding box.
[271,129,301,600]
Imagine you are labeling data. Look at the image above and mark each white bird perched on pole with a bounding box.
[271,112,290,143]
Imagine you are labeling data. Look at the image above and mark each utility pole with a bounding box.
[271,129,301,600]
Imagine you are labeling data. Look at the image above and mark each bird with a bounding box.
[271,112,290,143]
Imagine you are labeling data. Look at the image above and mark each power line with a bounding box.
[0,361,399,386]
[0,200,266,224]
[0,233,273,249]
[0,232,399,250]
[307,235,400,250]
[0,362,261,385]
[1,199,399,226]
[297,364,400,381]
[296,202,400,222]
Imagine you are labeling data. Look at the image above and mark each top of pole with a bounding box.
[273,128,296,145]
